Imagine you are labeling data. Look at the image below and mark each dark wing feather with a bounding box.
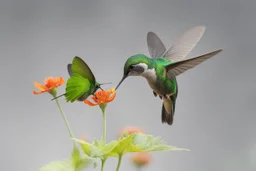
[67,64,73,76]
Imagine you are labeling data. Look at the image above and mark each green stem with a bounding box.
[103,109,106,145]
[100,103,107,145]
[116,155,123,171]
[101,159,106,171]
[55,98,74,140]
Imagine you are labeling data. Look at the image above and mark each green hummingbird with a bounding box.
[116,26,223,126]
[53,56,109,102]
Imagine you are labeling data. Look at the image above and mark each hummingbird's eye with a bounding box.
[129,65,134,69]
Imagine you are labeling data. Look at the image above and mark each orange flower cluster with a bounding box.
[33,77,65,95]
[84,88,116,106]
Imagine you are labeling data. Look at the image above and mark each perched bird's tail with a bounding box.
[162,96,177,125]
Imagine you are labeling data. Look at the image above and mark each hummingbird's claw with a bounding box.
[159,96,162,100]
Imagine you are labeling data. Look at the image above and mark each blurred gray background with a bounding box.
[0,0,255,171]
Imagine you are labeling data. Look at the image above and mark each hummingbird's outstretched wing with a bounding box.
[147,32,166,58]
[163,26,206,62]
[165,49,223,79]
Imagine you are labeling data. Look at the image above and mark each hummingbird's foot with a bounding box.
[153,91,157,97]
[159,96,162,100]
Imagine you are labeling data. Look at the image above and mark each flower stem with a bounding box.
[100,103,107,145]
[55,98,74,140]
[102,108,107,145]
[101,159,106,171]
[116,154,123,171]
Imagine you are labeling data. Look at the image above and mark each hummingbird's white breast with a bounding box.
[136,63,157,86]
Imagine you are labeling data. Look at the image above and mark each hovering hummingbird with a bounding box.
[116,26,223,126]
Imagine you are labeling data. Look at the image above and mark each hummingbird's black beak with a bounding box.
[115,75,127,90]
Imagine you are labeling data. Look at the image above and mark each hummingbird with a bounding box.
[115,26,223,126]
[52,56,110,102]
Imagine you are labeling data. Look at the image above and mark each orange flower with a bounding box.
[33,77,65,95]
[84,88,116,106]
[131,152,151,167]
[119,126,144,137]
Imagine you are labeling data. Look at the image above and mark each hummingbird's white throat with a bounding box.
[136,63,157,83]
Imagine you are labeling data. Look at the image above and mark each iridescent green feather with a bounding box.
[64,56,99,102]
[72,56,95,82]
[65,74,91,102]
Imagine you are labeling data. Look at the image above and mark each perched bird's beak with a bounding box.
[115,75,127,90]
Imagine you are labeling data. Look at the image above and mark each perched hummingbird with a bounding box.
[52,56,109,102]
[116,26,223,126]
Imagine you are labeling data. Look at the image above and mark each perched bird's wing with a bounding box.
[67,64,73,76]
[72,56,96,83]
[165,49,222,79]
[65,75,91,102]
[147,32,166,58]
[163,26,206,62]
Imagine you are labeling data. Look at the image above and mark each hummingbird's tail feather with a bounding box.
[162,98,176,125]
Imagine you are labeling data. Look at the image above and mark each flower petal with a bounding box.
[58,77,65,85]
[106,91,116,103]
[32,90,44,94]
[34,82,48,91]
[44,77,53,85]
[54,77,65,86]
[45,77,56,89]
[91,96,98,103]
[84,100,98,106]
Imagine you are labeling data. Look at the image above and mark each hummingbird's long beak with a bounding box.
[115,75,127,90]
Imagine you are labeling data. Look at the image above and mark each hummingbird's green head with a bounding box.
[116,54,152,90]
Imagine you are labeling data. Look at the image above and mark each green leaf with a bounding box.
[73,133,186,161]
[65,74,91,102]
[107,134,136,156]
[106,133,188,157]
[72,138,118,158]
[131,133,189,152]
[71,146,91,171]
[39,159,74,171]
[39,146,92,171]
[72,138,102,157]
